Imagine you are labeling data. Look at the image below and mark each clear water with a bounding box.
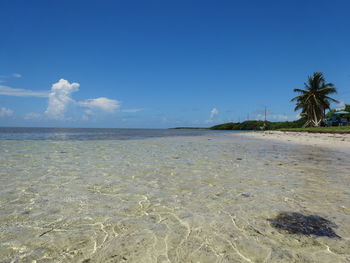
[0,128,349,262]
[0,127,230,141]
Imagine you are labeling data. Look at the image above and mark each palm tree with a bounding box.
[291,72,338,127]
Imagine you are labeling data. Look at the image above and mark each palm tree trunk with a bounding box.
[303,120,311,128]
[313,107,319,127]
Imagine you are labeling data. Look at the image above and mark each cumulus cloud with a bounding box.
[0,77,135,121]
[0,107,14,117]
[0,85,49,97]
[78,97,120,113]
[45,79,80,120]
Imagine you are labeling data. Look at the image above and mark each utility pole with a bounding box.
[264,107,267,127]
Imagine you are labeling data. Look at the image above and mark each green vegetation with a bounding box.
[210,119,350,133]
[291,72,338,127]
[210,118,306,130]
[326,104,350,119]
[210,72,349,133]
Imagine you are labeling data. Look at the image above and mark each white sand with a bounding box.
[237,130,350,151]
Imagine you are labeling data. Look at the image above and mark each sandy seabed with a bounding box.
[1,133,350,262]
[238,131,350,153]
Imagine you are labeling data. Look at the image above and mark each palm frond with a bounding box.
[324,96,339,103]
[291,72,338,127]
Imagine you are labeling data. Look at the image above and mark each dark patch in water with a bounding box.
[39,228,54,237]
[269,212,340,238]
[239,192,252,198]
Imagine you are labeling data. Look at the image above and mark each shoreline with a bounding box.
[236,130,350,152]
[278,129,350,134]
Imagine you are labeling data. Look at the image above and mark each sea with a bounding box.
[0,127,349,262]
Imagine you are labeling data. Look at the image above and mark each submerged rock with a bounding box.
[239,192,252,198]
[269,212,340,238]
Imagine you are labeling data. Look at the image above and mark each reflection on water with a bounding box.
[0,134,349,262]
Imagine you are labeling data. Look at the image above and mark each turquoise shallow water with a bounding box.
[0,131,349,262]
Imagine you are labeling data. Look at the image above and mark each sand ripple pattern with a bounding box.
[0,134,349,262]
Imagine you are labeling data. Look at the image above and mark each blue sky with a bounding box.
[1,0,349,128]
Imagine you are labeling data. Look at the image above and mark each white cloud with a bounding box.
[82,114,90,121]
[84,109,94,115]
[12,73,22,78]
[0,85,49,97]
[1,77,133,121]
[206,107,219,123]
[24,112,41,120]
[121,108,143,113]
[78,97,120,113]
[255,113,298,121]
[45,79,80,120]
[0,73,22,81]
[210,108,219,119]
[0,107,14,117]
[335,101,346,111]
[269,114,289,121]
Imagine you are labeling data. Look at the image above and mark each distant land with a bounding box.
[171,127,208,130]
[173,119,307,131]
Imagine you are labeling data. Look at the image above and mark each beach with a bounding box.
[0,129,350,262]
[237,131,350,153]
[2,0,350,261]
